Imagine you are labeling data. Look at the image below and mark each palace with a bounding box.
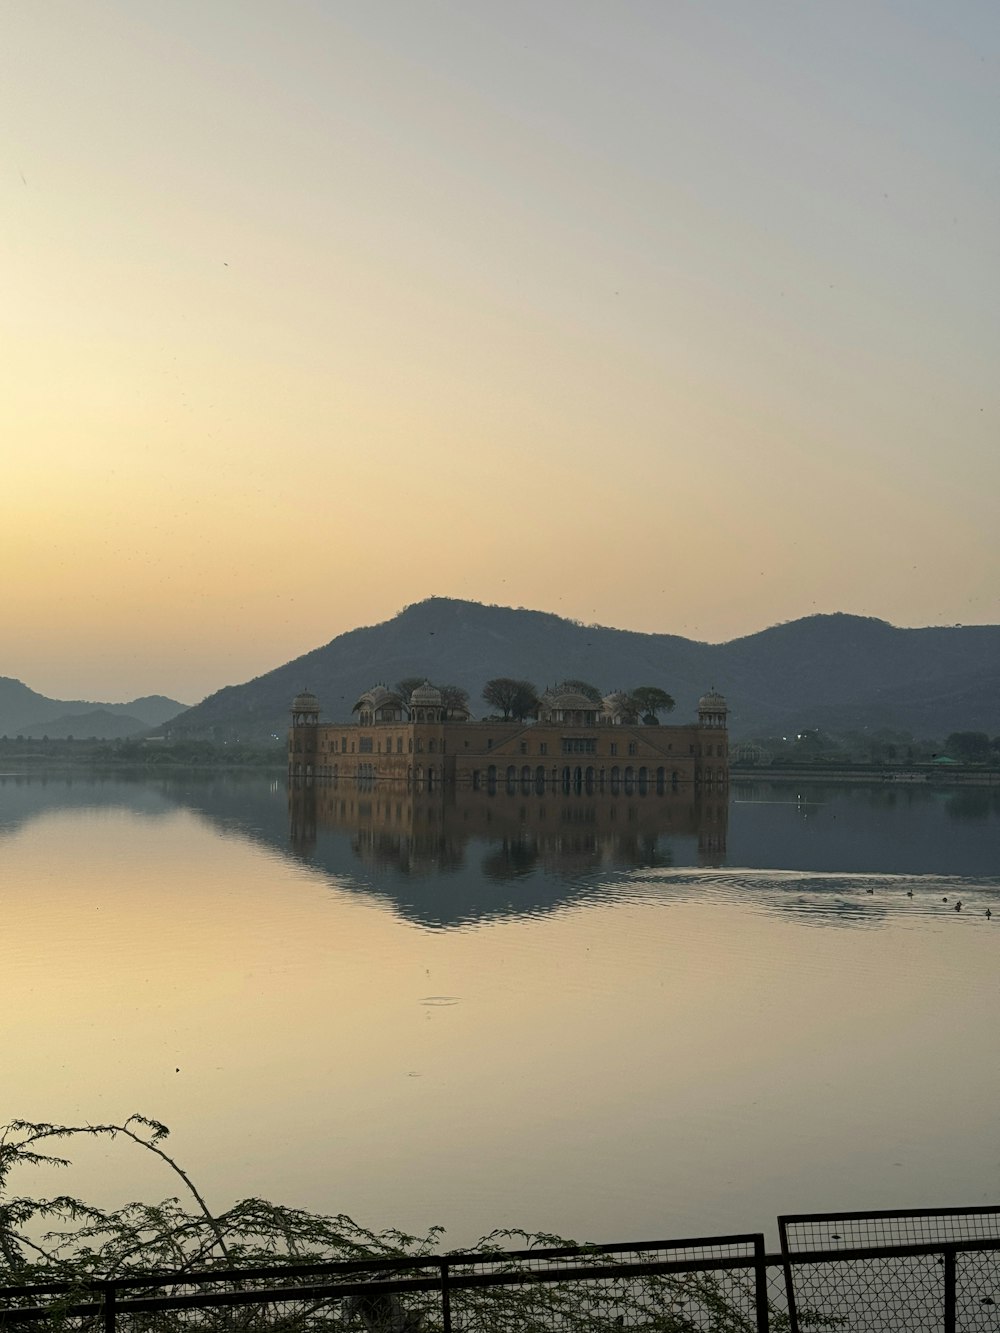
[288,684,729,791]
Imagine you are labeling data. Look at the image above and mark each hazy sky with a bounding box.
[5,1,998,703]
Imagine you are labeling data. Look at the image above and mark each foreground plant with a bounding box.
[0,1115,828,1331]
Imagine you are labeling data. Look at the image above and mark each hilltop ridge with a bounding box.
[162,598,1000,742]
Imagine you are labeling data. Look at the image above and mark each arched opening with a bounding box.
[638,766,648,794]
[656,766,665,794]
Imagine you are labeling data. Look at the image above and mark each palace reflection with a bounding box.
[288,778,728,883]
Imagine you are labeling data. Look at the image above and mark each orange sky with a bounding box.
[5,2,998,702]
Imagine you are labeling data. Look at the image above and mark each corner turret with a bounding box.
[697,689,728,729]
[289,689,321,780]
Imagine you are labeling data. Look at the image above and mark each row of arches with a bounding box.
[293,763,725,790]
[473,764,681,796]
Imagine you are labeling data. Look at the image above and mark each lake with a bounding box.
[2,771,998,1250]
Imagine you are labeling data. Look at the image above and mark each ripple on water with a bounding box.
[580,868,1000,929]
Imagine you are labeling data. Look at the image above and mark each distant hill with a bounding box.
[0,678,188,739]
[20,709,152,740]
[163,598,1000,742]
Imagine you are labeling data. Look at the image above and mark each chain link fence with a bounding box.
[778,1206,1000,1332]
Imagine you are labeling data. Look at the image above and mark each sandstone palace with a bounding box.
[289,683,729,792]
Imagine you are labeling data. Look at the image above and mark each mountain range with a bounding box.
[161,598,1000,742]
[0,678,188,740]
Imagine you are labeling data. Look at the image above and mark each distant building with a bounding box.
[289,685,729,791]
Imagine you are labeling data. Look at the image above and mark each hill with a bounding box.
[0,678,188,739]
[163,599,1000,743]
[19,709,152,740]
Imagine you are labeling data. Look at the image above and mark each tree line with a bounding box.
[737,726,1000,767]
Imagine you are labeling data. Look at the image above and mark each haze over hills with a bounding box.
[163,598,1000,743]
[0,678,188,740]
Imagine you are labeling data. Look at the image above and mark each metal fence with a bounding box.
[2,1208,1000,1332]
[778,1205,1000,1333]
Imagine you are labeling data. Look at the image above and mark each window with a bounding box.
[341,737,347,753]
[520,741,528,754]
[627,742,637,756]
[539,742,547,755]
[610,742,618,756]
[397,737,403,753]
[561,738,596,754]
[359,737,373,754]
[416,738,424,753]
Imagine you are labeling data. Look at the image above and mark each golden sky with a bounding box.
[5,1,998,702]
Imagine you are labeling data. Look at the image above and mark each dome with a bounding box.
[698,689,728,710]
[292,690,320,712]
[409,681,443,706]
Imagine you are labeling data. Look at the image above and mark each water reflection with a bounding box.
[2,772,997,932]
[288,780,725,897]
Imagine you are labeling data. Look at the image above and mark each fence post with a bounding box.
[101,1281,116,1333]
[777,1218,800,1333]
[753,1237,770,1332]
[440,1259,452,1333]
[943,1247,956,1333]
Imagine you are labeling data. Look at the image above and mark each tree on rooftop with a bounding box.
[630,686,676,724]
[438,684,470,716]
[604,691,639,723]
[482,678,539,721]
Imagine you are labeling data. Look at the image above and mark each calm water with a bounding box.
[2,771,999,1249]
